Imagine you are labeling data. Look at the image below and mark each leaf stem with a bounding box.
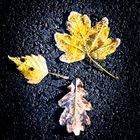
[89,57,119,79]
[48,72,69,79]
[84,46,119,79]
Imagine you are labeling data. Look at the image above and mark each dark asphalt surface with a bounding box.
[0,0,140,140]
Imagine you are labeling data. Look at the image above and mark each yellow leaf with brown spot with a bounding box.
[9,54,68,84]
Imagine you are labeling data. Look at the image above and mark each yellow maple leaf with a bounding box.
[9,54,69,84]
[54,11,121,79]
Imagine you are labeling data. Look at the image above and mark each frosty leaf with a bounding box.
[54,11,121,79]
[9,54,68,84]
[58,78,92,136]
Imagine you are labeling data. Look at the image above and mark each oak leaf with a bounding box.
[58,78,92,136]
[54,11,121,78]
[9,54,68,84]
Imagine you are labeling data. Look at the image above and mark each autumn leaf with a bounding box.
[58,78,92,136]
[9,54,69,84]
[54,11,121,79]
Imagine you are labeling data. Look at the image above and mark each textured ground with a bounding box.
[0,0,140,140]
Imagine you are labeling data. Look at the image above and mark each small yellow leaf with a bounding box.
[54,11,121,78]
[9,54,48,84]
[58,78,92,136]
[9,54,69,84]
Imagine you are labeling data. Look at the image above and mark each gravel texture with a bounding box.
[0,0,140,139]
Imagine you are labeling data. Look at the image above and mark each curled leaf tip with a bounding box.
[102,17,109,23]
